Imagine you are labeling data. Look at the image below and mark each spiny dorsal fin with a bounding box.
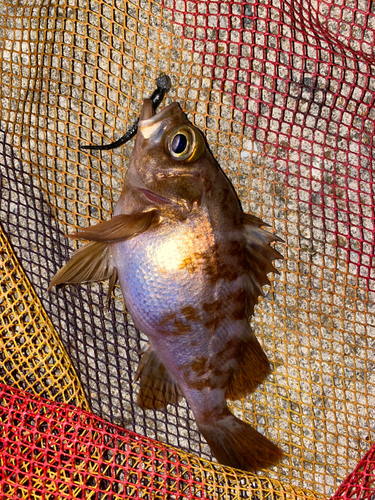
[242,213,270,228]
[49,241,114,290]
[105,267,118,308]
[69,210,160,242]
[242,212,283,318]
[135,345,182,410]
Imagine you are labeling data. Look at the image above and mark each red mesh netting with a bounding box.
[331,446,375,500]
[0,383,315,500]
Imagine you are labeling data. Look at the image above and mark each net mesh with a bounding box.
[0,0,374,498]
[331,443,375,500]
[0,224,88,408]
[0,382,323,500]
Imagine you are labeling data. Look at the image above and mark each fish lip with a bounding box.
[139,99,155,120]
[139,102,180,126]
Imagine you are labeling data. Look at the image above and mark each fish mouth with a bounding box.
[139,188,173,205]
[138,101,181,140]
[139,99,154,120]
[134,100,189,207]
[139,99,180,122]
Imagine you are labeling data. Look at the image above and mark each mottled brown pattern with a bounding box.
[180,238,244,287]
[229,288,247,321]
[226,240,242,258]
[198,251,217,283]
[202,299,227,331]
[181,305,200,322]
[212,365,232,382]
[179,250,213,274]
[202,299,223,315]
[182,372,224,392]
[202,289,246,330]
[172,319,192,334]
[230,305,246,321]
[204,243,241,284]
[181,370,210,391]
[158,312,192,334]
[182,352,235,394]
[202,315,219,331]
[158,311,177,325]
[179,254,200,273]
[216,337,240,362]
[189,357,208,377]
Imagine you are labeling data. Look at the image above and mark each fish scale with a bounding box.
[50,97,283,472]
[114,211,214,337]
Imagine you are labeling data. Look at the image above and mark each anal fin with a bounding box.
[226,329,271,400]
[135,345,182,410]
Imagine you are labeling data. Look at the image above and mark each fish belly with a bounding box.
[113,210,245,389]
[114,211,213,337]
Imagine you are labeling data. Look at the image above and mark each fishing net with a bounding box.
[0,0,374,498]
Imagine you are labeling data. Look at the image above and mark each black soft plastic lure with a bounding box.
[80,74,171,151]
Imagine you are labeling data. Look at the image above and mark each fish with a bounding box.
[50,98,283,471]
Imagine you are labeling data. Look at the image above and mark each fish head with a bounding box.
[125,99,216,212]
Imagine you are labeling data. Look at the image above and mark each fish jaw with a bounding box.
[138,101,182,143]
[139,98,154,120]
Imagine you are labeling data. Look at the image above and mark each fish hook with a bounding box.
[80,74,171,151]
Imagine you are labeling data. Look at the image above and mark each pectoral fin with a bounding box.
[49,241,115,290]
[49,210,159,295]
[135,345,182,410]
[69,210,159,242]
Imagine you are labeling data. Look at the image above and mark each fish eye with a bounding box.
[171,133,188,155]
[166,125,204,162]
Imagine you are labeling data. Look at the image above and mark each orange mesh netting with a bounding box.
[0,0,375,498]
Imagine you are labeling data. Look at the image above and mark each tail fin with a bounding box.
[198,411,282,471]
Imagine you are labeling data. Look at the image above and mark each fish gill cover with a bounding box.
[0,0,374,498]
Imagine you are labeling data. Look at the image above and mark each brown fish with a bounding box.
[50,98,283,471]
